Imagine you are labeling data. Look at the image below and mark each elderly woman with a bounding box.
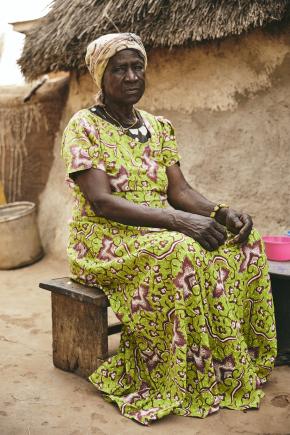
[61,33,276,425]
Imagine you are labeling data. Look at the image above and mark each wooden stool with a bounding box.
[39,278,122,378]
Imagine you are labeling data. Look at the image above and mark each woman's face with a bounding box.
[102,49,145,105]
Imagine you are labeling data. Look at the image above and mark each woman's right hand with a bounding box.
[172,211,227,251]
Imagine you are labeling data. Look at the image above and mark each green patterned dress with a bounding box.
[61,108,277,425]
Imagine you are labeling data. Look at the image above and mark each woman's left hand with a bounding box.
[217,208,253,244]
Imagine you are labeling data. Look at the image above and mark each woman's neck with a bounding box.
[103,98,135,124]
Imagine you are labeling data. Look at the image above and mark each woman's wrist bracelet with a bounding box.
[210,203,229,220]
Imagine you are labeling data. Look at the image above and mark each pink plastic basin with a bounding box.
[263,236,290,261]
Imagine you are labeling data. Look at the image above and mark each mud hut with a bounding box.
[18,0,290,257]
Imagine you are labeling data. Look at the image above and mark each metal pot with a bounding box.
[0,201,43,269]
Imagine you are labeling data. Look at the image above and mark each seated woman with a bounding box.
[61,33,276,425]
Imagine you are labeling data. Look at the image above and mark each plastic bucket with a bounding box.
[0,201,43,269]
[263,236,290,261]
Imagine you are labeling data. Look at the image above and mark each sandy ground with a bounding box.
[1,256,290,435]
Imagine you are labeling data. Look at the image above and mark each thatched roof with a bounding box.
[19,0,290,81]
[10,18,44,35]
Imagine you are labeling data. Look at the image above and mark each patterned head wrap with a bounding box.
[85,33,147,104]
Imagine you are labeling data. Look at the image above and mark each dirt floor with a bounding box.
[1,256,290,435]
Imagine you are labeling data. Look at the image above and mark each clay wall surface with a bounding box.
[38,29,290,258]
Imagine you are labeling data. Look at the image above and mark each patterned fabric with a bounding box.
[85,33,147,104]
[61,108,277,425]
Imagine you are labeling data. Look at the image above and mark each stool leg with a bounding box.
[51,293,108,377]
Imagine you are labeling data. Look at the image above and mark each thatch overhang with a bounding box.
[19,0,290,81]
[10,18,44,35]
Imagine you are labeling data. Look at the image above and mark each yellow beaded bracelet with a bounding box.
[210,203,229,219]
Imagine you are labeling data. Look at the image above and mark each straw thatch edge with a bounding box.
[19,0,290,80]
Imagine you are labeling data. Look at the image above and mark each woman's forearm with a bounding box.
[90,193,228,251]
[91,192,178,229]
[169,183,215,216]
[168,184,228,225]
[74,168,182,229]
[166,164,214,216]
[166,165,228,225]
[74,168,228,249]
